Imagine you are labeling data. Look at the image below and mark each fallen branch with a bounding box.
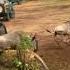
[26,49,49,70]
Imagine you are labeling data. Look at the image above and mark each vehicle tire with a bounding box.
[4,13,10,21]
[2,24,7,34]
[9,8,15,19]
[9,2,15,19]
[0,22,7,35]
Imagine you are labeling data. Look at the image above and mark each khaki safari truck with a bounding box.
[8,0,23,5]
[0,0,15,21]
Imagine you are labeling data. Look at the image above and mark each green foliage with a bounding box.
[18,33,33,50]
[13,33,35,70]
[13,58,40,70]
[25,59,40,70]
[13,58,22,68]
[12,33,39,70]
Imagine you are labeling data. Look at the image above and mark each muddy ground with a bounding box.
[5,1,70,70]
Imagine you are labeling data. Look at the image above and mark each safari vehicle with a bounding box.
[8,0,23,5]
[0,0,15,21]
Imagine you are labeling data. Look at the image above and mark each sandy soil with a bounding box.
[5,1,70,70]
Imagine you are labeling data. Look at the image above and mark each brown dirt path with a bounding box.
[5,1,70,70]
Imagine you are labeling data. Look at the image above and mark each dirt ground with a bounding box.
[5,1,70,70]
